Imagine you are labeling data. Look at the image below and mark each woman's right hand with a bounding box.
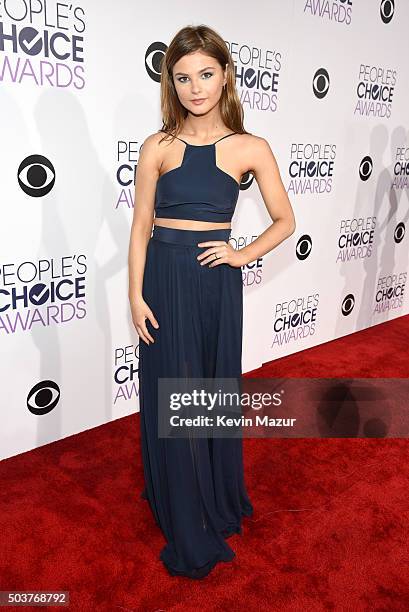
[130,295,159,345]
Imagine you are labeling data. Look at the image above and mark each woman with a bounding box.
[128,24,296,579]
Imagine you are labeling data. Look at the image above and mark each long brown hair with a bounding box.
[158,24,249,145]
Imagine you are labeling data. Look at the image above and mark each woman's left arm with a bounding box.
[236,136,296,266]
[197,136,296,269]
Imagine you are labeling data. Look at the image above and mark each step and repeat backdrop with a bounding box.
[1,0,408,460]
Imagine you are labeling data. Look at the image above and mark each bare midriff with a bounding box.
[153,218,231,230]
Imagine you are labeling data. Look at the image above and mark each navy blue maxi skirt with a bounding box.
[138,225,253,579]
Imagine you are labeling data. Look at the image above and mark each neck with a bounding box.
[182,111,226,139]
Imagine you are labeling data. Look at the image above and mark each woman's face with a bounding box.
[172,50,227,114]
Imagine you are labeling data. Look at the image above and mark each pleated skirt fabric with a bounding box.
[138,225,253,579]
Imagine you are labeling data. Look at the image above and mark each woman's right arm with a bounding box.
[128,133,161,345]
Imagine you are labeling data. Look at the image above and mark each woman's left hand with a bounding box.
[196,240,246,268]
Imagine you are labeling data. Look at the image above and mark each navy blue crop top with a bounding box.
[154,131,241,222]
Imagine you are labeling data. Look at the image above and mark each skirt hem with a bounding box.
[160,547,236,580]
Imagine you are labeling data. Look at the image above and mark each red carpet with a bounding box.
[0,316,408,611]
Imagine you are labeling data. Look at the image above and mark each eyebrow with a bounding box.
[173,66,215,76]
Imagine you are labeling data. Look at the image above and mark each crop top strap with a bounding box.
[213,132,238,144]
[159,130,189,145]
[158,129,238,145]
[172,135,189,144]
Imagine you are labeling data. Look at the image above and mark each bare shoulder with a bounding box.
[141,130,176,163]
[136,133,167,181]
[240,132,273,154]
[239,133,276,174]
[138,131,169,170]
[140,131,167,152]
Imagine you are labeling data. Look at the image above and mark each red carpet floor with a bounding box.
[0,315,408,611]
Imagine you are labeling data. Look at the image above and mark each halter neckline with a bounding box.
[160,130,238,147]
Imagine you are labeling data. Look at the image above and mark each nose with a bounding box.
[190,79,202,94]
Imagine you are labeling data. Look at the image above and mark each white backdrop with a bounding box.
[1,0,408,460]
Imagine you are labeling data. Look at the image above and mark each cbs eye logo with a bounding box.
[27,380,60,415]
[313,68,330,99]
[296,234,312,261]
[239,171,255,191]
[359,156,373,181]
[18,155,55,197]
[341,293,355,316]
[394,222,405,244]
[145,41,168,82]
[380,0,394,24]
